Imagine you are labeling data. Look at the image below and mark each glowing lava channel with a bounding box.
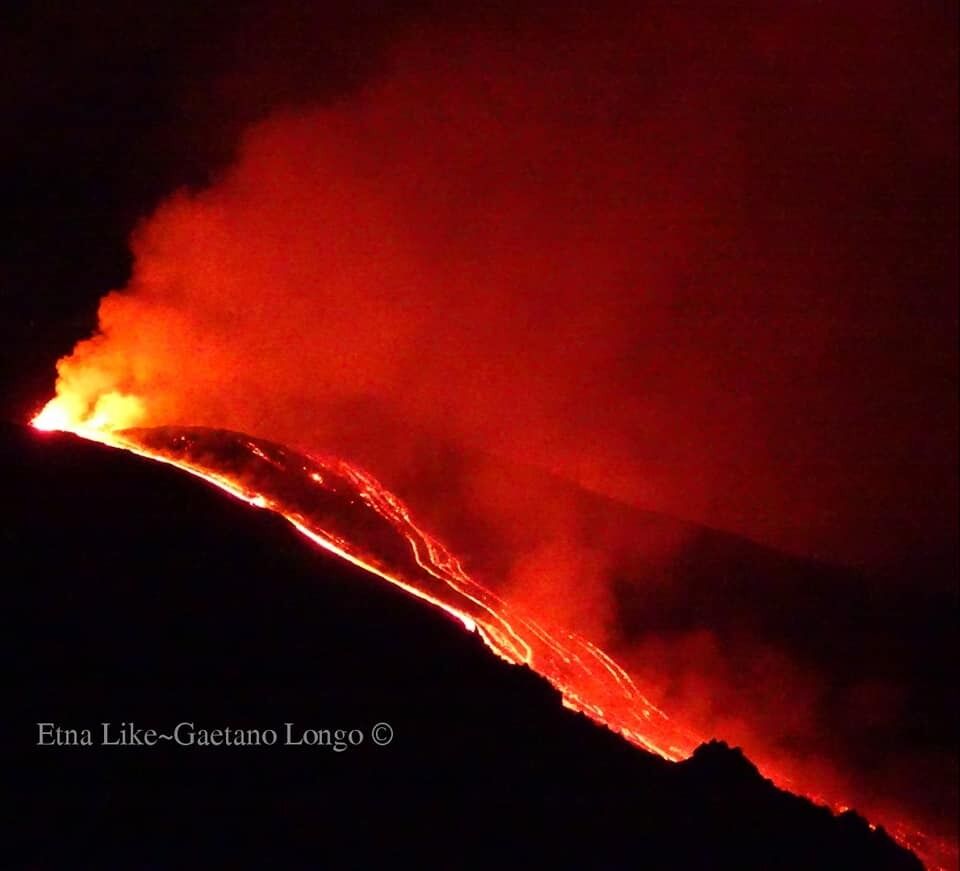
[30,404,952,870]
[34,409,694,760]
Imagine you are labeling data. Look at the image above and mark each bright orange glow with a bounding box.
[31,400,71,432]
[32,391,144,435]
[30,398,954,870]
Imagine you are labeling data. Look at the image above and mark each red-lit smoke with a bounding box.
[36,2,957,863]
[42,3,957,568]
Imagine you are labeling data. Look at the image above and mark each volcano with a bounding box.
[5,421,929,869]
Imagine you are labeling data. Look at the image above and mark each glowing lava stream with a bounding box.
[30,408,952,869]
[32,412,695,760]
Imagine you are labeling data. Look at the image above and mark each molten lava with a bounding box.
[29,399,954,870]
[56,417,703,760]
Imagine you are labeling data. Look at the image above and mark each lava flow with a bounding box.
[30,405,953,870]
[33,413,700,760]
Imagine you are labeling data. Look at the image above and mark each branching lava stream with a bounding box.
[30,407,953,870]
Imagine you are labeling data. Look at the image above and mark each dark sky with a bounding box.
[2,0,418,394]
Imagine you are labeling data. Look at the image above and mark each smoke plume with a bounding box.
[40,0,956,852]
[49,2,956,568]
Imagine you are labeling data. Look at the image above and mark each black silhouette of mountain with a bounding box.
[303,402,958,857]
[4,422,923,869]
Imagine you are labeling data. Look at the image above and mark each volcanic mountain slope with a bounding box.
[4,423,922,869]
[350,414,957,861]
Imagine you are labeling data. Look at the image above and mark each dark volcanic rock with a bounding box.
[3,423,923,869]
